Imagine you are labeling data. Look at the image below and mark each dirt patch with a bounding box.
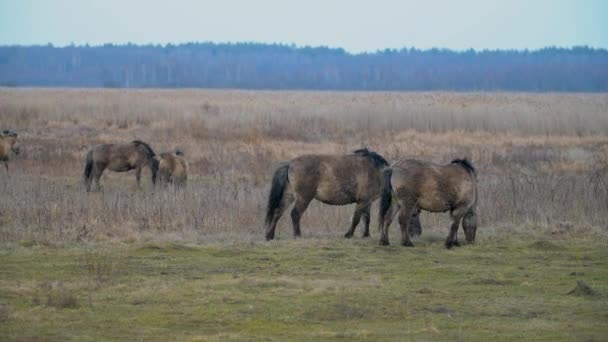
[469,278,514,286]
[567,281,602,298]
[529,240,563,251]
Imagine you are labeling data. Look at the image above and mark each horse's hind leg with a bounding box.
[446,207,466,249]
[3,161,8,177]
[398,206,415,247]
[93,163,105,191]
[409,209,422,237]
[290,195,312,238]
[265,189,294,240]
[344,202,370,239]
[379,201,401,245]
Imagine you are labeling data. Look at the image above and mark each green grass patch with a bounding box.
[1,238,607,341]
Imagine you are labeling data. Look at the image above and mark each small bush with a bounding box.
[46,288,79,309]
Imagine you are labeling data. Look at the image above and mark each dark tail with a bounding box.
[83,150,94,182]
[379,167,393,225]
[265,163,289,225]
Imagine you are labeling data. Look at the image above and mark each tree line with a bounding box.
[0,43,606,91]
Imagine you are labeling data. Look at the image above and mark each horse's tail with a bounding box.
[83,149,94,181]
[265,162,290,226]
[379,167,393,227]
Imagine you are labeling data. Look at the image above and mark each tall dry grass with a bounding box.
[0,88,607,243]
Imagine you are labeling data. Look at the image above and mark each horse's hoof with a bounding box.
[380,239,390,246]
[362,233,371,238]
[445,241,454,249]
[344,232,353,239]
[265,234,274,241]
[453,240,461,247]
[402,241,414,247]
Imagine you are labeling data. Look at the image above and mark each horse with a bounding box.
[378,158,478,249]
[264,148,421,240]
[155,149,188,188]
[83,140,158,192]
[0,129,20,176]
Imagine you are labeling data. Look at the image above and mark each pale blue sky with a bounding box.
[0,0,606,52]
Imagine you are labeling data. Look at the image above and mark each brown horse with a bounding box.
[83,140,158,191]
[0,129,20,176]
[379,158,478,248]
[155,149,188,188]
[265,148,421,240]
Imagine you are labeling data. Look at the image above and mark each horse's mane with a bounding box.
[353,148,389,168]
[451,158,476,174]
[131,140,156,159]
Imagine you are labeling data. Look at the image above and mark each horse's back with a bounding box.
[288,154,383,204]
[392,159,475,212]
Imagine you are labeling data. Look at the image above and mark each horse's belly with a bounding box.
[315,186,356,206]
[107,162,134,172]
[418,196,450,213]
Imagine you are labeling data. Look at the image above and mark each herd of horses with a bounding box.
[265,148,478,248]
[2,130,478,249]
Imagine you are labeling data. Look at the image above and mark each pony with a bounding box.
[83,140,158,191]
[265,148,421,240]
[0,129,20,176]
[155,149,188,188]
[378,158,478,248]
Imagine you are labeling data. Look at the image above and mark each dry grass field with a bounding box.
[1,88,607,242]
[0,88,607,340]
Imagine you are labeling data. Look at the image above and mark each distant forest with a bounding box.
[0,43,607,91]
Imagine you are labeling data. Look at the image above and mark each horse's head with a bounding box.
[1,129,20,155]
[462,210,477,244]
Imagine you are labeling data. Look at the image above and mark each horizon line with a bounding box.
[1,41,607,55]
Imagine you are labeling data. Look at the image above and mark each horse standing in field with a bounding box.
[378,158,478,248]
[155,149,188,188]
[83,140,158,192]
[0,129,20,176]
[265,148,421,240]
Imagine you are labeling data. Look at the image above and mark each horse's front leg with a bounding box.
[361,204,372,238]
[344,202,369,238]
[445,217,461,249]
[135,166,142,188]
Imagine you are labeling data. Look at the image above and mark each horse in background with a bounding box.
[83,140,158,192]
[0,129,20,176]
[379,158,478,248]
[155,149,188,188]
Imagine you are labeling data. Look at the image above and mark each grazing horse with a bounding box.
[0,129,20,176]
[379,158,478,248]
[155,149,188,188]
[83,140,158,191]
[264,148,421,240]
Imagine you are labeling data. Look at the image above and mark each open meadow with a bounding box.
[1,88,607,340]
